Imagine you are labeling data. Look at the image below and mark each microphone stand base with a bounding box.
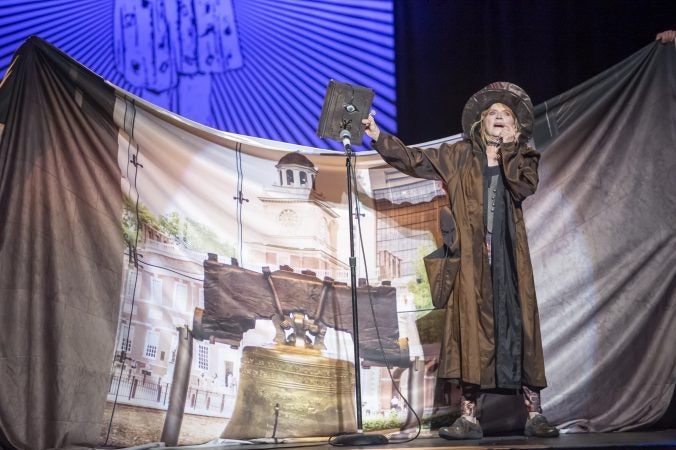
[332,433,389,446]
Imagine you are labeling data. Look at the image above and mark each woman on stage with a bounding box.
[363,82,559,440]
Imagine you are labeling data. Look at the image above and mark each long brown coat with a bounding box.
[373,133,547,389]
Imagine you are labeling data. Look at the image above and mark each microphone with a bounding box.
[340,128,352,151]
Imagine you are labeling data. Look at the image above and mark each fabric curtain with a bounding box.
[0,36,674,449]
[531,42,676,431]
[0,38,123,449]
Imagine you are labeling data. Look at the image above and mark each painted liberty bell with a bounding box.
[192,256,408,439]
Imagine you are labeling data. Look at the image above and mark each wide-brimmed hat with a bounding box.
[461,82,534,139]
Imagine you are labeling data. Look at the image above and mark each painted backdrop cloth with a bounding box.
[0,36,675,450]
[0,37,405,449]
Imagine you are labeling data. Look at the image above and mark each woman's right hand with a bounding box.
[362,115,381,142]
[656,30,676,43]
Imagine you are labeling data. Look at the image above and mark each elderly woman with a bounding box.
[363,82,558,440]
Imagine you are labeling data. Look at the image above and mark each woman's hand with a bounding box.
[362,115,381,142]
[498,124,519,144]
[656,30,676,43]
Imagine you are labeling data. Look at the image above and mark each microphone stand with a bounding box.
[332,129,388,446]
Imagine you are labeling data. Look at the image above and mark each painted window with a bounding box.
[144,330,159,360]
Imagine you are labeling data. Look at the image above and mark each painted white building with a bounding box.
[246,151,349,279]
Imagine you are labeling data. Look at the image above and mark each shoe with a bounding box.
[439,416,483,440]
[524,414,559,437]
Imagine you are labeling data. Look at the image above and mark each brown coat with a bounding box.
[373,133,547,389]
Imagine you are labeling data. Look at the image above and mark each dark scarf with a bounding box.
[482,146,524,390]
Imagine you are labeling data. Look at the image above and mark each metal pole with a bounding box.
[330,135,387,445]
[344,148,364,430]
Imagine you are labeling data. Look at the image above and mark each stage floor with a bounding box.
[133,429,676,450]
[373,429,676,448]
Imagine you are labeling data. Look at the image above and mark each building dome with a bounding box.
[276,152,315,169]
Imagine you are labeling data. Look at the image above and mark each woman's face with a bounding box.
[483,103,516,138]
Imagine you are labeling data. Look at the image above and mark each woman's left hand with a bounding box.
[499,124,519,143]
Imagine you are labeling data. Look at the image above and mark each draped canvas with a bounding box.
[530,42,676,431]
[0,36,674,449]
[0,37,408,448]
[0,38,123,449]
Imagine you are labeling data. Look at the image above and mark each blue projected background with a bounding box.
[0,0,396,150]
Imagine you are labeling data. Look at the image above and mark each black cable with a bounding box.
[234,142,244,264]
[352,152,422,444]
[137,258,204,282]
[105,98,142,446]
[106,99,214,444]
[123,99,133,200]
[394,307,435,314]
[331,152,422,445]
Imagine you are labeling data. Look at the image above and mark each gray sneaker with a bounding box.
[439,417,483,440]
[524,414,559,438]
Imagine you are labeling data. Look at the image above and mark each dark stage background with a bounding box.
[393,0,675,144]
